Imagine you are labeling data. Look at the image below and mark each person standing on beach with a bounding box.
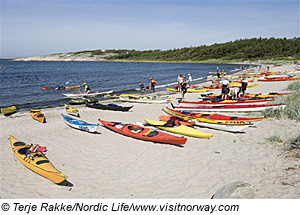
[181,76,188,101]
[221,78,229,100]
[238,78,248,97]
[150,78,156,93]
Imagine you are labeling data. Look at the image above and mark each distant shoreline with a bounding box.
[8,55,295,66]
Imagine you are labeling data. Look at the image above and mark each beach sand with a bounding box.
[1,63,299,199]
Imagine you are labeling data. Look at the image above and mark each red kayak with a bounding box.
[170,103,286,112]
[98,119,187,145]
[258,77,300,82]
[179,98,274,106]
[203,85,222,89]
[164,107,267,121]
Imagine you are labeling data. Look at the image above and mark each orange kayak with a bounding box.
[41,85,80,90]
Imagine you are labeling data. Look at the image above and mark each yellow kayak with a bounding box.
[64,104,79,117]
[30,109,46,123]
[230,83,259,88]
[166,88,208,93]
[8,134,68,185]
[144,119,213,139]
[105,94,140,98]
[1,106,16,115]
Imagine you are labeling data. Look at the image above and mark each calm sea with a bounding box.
[0,60,245,110]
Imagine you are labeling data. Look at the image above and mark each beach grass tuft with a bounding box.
[265,133,283,143]
[263,81,300,121]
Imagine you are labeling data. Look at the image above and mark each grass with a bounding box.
[265,133,283,143]
[262,81,300,121]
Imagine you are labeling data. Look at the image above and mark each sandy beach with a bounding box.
[1,63,299,199]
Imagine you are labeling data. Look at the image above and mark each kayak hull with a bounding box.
[8,134,67,184]
[166,88,208,93]
[64,104,79,117]
[119,96,170,104]
[144,119,213,139]
[99,119,187,145]
[171,103,286,112]
[164,107,267,122]
[63,90,113,98]
[61,114,99,132]
[86,103,133,111]
[30,109,46,123]
[1,106,17,116]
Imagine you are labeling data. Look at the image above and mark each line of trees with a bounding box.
[73,37,300,62]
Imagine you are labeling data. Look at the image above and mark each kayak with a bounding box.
[144,119,213,139]
[8,134,68,185]
[166,88,208,93]
[86,102,133,112]
[258,77,300,82]
[162,108,255,132]
[41,85,80,90]
[63,90,113,98]
[119,96,171,104]
[178,98,274,106]
[30,109,46,123]
[171,103,286,112]
[105,94,141,98]
[85,97,98,103]
[159,115,196,126]
[65,85,80,90]
[203,83,258,89]
[69,99,86,105]
[98,119,187,145]
[1,106,16,116]
[41,87,54,90]
[163,107,267,122]
[64,104,79,117]
[201,92,291,99]
[61,114,99,133]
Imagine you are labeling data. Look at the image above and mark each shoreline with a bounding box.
[1,63,299,199]
[7,55,297,66]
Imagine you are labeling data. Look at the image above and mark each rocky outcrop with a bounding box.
[12,52,118,61]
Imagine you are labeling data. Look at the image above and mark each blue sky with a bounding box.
[1,0,299,58]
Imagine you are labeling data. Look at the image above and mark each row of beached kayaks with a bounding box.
[161,107,263,132]
[4,101,276,185]
[6,92,293,186]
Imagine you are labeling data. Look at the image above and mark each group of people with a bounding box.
[139,78,157,93]
[177,74,192,100]
[221,78,248,100]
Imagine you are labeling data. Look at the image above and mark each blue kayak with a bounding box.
[61,114,99,133]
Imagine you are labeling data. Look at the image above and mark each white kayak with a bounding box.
[63,90,113,98]
[119,96,171,104]
[61,114,99,133]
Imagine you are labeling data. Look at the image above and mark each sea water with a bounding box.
[0,60,245,110]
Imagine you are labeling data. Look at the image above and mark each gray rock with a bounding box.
[211,181,255,199]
